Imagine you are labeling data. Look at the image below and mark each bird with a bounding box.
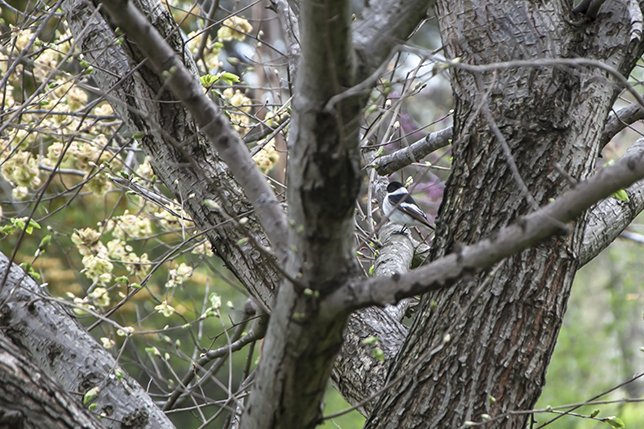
[382,181,434,233]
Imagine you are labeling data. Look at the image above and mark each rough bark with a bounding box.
[0,253,175,429]
[581,174,644,265]
[353,0,436,80]
[330,222,416,416]
[0,334,103,429]
[241,0,364,425]
[366,1,644,427]
[63,0,280,310]
[60,0,427,420]
[48,0,644,426]
[323,141,644,310]
[97,0,288,257]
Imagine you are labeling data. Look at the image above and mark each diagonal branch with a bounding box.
[373,126,453,176]
[0,252,175,429]
[600,102,644,148]
[97,0,288,257]
[323,139,644,312]
[353,0,437,79]
[374,101,644,176]
[580,173,644,265]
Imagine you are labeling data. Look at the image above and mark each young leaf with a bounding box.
[612,189,629,202]
[605,416,625,428]
[83,386,100,405]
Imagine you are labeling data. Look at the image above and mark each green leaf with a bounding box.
[0,225,15,235]
[219,72,240,84]
[605,416,625,428]
[365,104,378,115]
[88,403,98,411]
[38,235,52,250]
[612,189,629,202]
[11,218,24,230]
[115,368,124,382]
[372,347,385,361]
[362,336,379,346]
[368,265,375,275]
[83,386,100,405]
[200,74,218,87]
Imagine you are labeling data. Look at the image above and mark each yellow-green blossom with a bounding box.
[101,337,116,349]
[253,140,279,173]
[1,151,40,187]
[217,17,252,42]
[81,253,113,285]
[165,263,193,288]
[107,239,129,260]
[155,300,175,317]
[89,287,110,307]
[113,211,153,240]
[71,227,103,256]
[122,252,151,277]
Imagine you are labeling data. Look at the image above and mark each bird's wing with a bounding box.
[388,194,434,229]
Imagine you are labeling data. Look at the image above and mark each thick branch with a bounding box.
[98,0,288,257]
[580,165,644,265]
[353,0,436,79]
[65,0,280,308]
[600,103,644,148]
[373,101,642,176]
[241,0,364,426]
[324,140,644,312]
[0,253,175,429]
[373,126,453,176]
[0,334,103,429]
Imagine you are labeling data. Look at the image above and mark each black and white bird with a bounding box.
[382,181,434,232]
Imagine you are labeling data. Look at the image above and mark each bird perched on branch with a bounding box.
[382,181,434,233]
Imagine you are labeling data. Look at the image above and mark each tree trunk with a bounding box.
[0,253,175,429]
[366,1,644,427]
[0,334,103,429]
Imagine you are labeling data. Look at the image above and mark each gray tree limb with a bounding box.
[373,126,453,176]
[241,0,365,423]
[0,334,103,429]
[365,0,644,425]
[97,0,288,258]
[325,140,644,312]
[64,0,281,309]
[0,253,175,429]
[600,103,644,148]
[353,0,436,79]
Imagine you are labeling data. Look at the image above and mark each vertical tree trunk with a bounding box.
[366,1,644,427]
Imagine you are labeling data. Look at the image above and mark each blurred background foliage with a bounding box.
[1,0,644,428]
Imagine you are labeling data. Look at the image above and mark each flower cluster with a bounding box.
[186,31,221,72]
[222,88,252,135]
[165,263,193,288]
[1,24,122,201]
[109,211,153,240]
[253,141,280,173]
[154,202,194,231]
[217,17,253,42]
